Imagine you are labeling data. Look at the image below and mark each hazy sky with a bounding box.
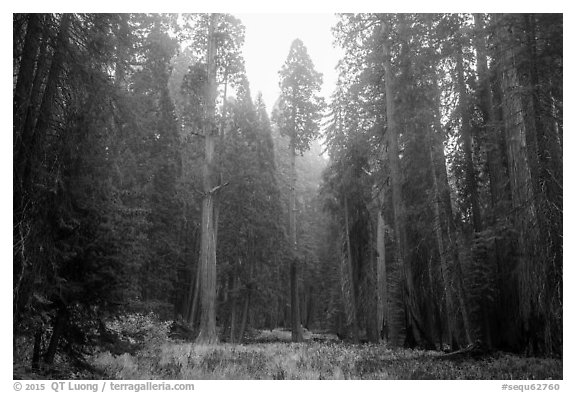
[235,13,344,114]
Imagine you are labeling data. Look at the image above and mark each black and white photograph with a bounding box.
[10,3,566,387]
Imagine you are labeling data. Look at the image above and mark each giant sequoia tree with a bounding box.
[274,39,325,342]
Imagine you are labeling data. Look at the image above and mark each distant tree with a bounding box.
[274,39,325,342]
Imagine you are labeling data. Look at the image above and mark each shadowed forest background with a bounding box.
[13,13,562,379]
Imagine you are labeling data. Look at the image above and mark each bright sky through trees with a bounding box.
[235,13,343,113]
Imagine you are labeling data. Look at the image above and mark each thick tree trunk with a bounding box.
[455,39,482,233]
[290,262,303,341]
[381,18,416,347]
[376,190,388,342]
[498,18,539,353]
[343,198,360,343]
[196,14,219,345]
[521,14,562,355]
[14,14,70,337]
[184,228,200,325]
[289,141,304,342]
[474,14,507,213]
[21,14,70,188]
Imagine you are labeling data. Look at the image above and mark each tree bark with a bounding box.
[376,191,388,342]
[455,37,482,233]
[196,14,219,345]
[238,290,251,343]
[473,13,507,349]
[381,18,417,347]
[521,14,562,355]
[430,52,473,347]
[289,141,304,342]
[229,274,239,343]
[343,197,360,343]
[497,17,540,352]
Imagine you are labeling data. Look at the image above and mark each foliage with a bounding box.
[274,39,325,154]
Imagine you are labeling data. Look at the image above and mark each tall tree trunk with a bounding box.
[429,52,474,347]
[376,189,388,341]
[14,13,41,146]
[473,13,508,349]
[381,18,417,347]
[521,14,562,355]
[498,17,539,353]
[229,274,239,343]
[425,122,460,349]
[21,14,70,189]
[184,227,200,325]
[455,38,482,233]
[343,197,360,343]
[14,14,70,335]
[289,141,304,342]
[474,14,507,213]
[196,14,219,345]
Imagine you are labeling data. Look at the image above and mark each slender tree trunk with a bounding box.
[289,141,304,342]
[31,329,42,370]
[238,290,251,343]
[305,287,314,329]
[44,307,67,365]
[196,14,219,345]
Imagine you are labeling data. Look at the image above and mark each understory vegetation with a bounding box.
[91,341,562,380]
[15,313,562,380]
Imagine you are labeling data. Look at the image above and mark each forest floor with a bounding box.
[86,329,562,380]
[14,328,562,380]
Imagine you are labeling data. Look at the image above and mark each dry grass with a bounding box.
[90,333,562,380]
